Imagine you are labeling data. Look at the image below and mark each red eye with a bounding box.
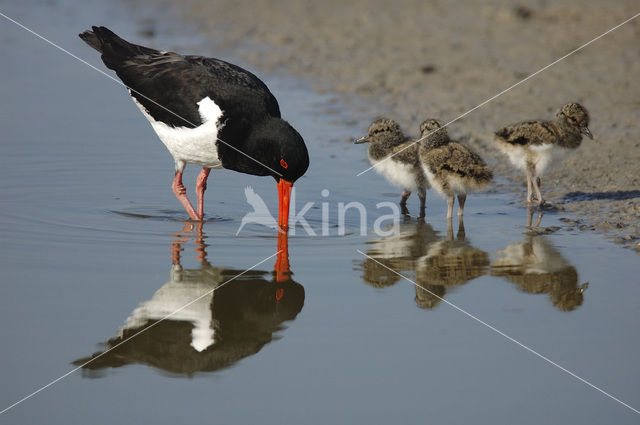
[280,159,288,169]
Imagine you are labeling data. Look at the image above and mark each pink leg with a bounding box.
[172,171,199,220]
[532,176,545,205]
[195,167,211,220]
[446,195,455,219]
[526,173,534,203]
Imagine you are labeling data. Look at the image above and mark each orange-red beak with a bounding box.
[274,231,290,282]
[277,178,293,231]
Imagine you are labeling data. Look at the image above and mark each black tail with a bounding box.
[78,26,159,69]
[78,29,102,52]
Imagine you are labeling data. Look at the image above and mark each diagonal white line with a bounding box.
[356,11,640,177]
[0,250,281,416]
[0,11,282,177]
[357,249,640,415]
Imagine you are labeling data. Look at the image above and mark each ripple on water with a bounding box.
[107,208,234,223]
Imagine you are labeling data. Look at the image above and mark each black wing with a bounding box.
[79,26,281,128]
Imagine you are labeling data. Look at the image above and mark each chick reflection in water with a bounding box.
[491,233,588,311]
[414,220,489,308]
[360,219,489,309]
[361,220,439,288]
[74,223,304,376]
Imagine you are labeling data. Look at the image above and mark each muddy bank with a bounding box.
[161,0,639,249]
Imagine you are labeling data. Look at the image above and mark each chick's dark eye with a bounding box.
[280,158,288,169]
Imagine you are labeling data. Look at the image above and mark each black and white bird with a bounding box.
[494,102,592,205]
[355,118,428,216]
[79,26,309,228]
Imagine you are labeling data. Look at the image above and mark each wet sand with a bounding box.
[172,0,640,250]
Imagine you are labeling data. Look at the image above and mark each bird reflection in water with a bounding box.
[73,223,304,377]
[491,232,588,311]
[359,218,489,309]
[361,219,438,288]
[414,219,489,308]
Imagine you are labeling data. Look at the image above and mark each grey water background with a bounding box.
[0,1,639,424]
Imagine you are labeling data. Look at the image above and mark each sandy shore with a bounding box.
[170,0,639,250]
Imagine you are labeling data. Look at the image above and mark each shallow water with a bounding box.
[0,1,639,424]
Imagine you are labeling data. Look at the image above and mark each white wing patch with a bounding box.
[131,94,225,171]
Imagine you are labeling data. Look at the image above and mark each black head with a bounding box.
[557,102,593,139]
[354,118,405,146]
[253,118,309,183]
[419,118,449,146]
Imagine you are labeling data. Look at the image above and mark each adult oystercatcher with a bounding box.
[355,118,428,216]
[79,26,309,228]
[494,103,592,205]
[418,119,492,219]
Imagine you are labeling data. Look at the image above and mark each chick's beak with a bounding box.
[582,126,593,139]
[277,178,293,231]
[354,136,370,144]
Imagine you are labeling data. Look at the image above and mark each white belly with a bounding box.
[421,165,440,193]
[421,164,469,197]
[497,143,528,172]
[498,142,574,177]
[132,94,225,171]
[371,155,419,191]
[530,144,573,176]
